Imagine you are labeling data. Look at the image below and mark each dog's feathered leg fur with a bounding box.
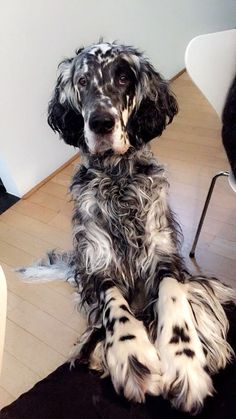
[155,276,236,414]
[186,276,236,372]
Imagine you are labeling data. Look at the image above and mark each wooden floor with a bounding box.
[0,73,235,408]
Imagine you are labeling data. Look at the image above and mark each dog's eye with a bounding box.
[118,74,129,85]
[78,76,87,86]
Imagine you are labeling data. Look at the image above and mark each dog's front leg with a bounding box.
[102,285,162,403]
[155,277,213,414]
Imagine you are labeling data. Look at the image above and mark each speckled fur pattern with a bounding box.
[19,42,236,414]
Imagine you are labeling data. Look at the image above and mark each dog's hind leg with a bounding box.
[69,325,107,373]
[101,285,162,403]
[185,276,236,373]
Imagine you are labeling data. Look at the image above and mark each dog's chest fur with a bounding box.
[70,147,175,288]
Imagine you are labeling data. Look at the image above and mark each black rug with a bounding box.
[1,306,236,419]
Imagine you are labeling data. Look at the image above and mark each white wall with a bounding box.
[1,0,235,197]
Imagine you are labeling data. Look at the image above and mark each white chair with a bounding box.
[185,29,236,257]
[0,265,7,375]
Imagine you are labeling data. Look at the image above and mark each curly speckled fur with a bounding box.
[19,42,236,414]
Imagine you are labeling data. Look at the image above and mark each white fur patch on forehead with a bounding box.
[88,43,113,55]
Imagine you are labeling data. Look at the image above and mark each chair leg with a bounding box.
[189,171,229,258]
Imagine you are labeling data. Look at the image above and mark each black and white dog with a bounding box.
[222,75,236,178]
[21,42,236,414]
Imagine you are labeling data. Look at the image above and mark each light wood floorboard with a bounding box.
[0,72,235,408]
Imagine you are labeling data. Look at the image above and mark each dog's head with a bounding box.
[48,42,178,155]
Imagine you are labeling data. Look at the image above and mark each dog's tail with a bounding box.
[17,250,76,284]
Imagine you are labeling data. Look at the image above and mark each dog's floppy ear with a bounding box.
[128,60,178,143]
[48,57,84,148]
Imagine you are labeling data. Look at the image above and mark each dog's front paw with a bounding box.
[156,277,214,413]
[105,312,162,402]
[162,351,213,414]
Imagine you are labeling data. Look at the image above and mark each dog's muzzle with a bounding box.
[89,112,115,135]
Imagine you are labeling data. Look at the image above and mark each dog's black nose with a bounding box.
[89,112,115,135]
